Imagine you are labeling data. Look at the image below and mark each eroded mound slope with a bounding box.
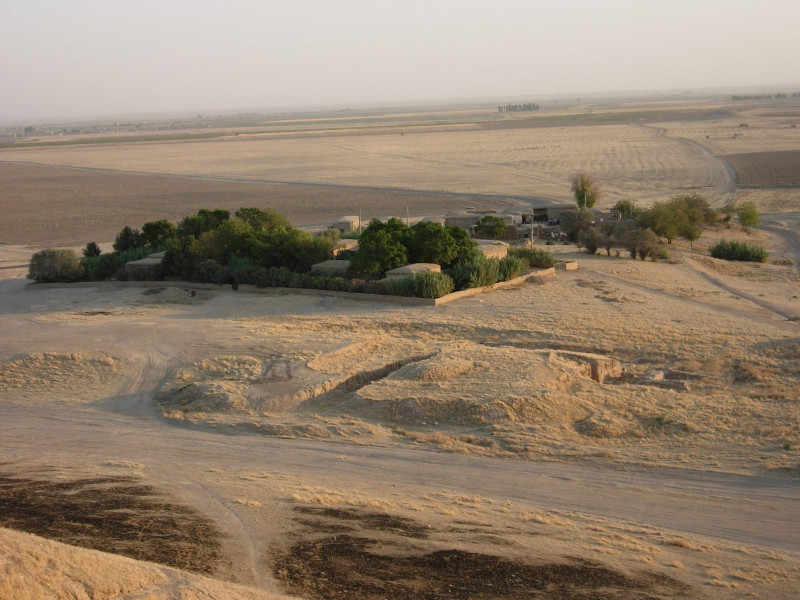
[0,353,121,402]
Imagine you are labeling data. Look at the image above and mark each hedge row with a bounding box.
[710,240,768,262]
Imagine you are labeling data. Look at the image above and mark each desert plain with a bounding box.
[1,95,799,599]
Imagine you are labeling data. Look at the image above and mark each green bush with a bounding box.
[498,255,527,281]
[650,246,671,261]
[509,247,556,268]
[254,266,294,288]
[194,259,229,284]
[28,249,84,283]
[326,277,351,292]
[347,278,370,294]
[228,256,259,285]
[81,255,100,281]
[710,239,768,262]
[413,272,455,298]
[446,256,500,291]
[96,253,125,280]
[384,276,417,297]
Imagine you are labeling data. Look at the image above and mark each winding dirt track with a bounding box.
[2,400,799,554]
[639,125,737,205]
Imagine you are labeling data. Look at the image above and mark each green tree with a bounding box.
[611,200,641,220]
[28,249,84,282]
[140,219,177,248]
[199,218,259,262]
[638,202,685,244]
[348,229,408,278]
[621,228,660,260]
[474,215,508,239]
[446,226,479,265]
[672,193,717,225]
[408,221,459,265]
[560,208,593,242]
[737,200,759,232]
[571,172,600,208]
[178,209,231,238]
[113,226,142,252]
[235,207,291,232]
[82,242,101,258]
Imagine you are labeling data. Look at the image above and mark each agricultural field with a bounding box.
[0,101,739,237]
[723,150,800,187]
[0,161,513,247]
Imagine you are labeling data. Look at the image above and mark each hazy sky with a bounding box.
[2,0,799,123]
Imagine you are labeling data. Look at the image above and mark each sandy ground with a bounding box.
[2,99,800,598]
[1,219,799,599]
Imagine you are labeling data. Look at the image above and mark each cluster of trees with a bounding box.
[31,207,336,284]
[558,185,761,262]
[637,194,718,246]
[348,218,478,278]
[29,209,556,299]
[498,103,539,112]
[559,193,722,259]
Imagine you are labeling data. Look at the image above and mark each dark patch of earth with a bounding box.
[0,471,222,575]
[274,506,690,600]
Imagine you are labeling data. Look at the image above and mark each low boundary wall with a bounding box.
[27,266,564,307]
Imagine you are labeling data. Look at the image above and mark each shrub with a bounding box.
[414,272,455,298]
[446,256,500,291]
[28,249,84,283]
[347,278,370,294]
[509,247,556,268]
[384,276,417,297]
[81,255,101,281]
[228,256,258,285]
[578,228,604,255]
[326,277,351,292]
[95,253,125,280]
[497,255,527,281]
[710,240,768,262]
[470,257,501,287]
[194,259,229,284]
[288,272,316,289]
[650,246,671,261]
[254,266,294,288]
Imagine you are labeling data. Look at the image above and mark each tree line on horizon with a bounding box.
[497,102,539,112]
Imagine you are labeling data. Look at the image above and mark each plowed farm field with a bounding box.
[723,149,800,187]
[0,122,725,215]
